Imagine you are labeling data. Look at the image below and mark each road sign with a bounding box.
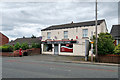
[91,42,94,44]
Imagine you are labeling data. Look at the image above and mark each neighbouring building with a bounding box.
[110,25,120,46]
[0,32,9,46]
[41,19,108,56]
[7,37,41,46]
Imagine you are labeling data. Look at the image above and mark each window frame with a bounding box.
[82,29,88,38]
[64,31,68,39]
[47,32,51,39]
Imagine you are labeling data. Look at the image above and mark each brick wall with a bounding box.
[0,33,9,46]
[98,54,120,64]
[0,48,41,57]
[0,52,16,57]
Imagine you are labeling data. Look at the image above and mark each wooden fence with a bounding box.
[98,54,120,64]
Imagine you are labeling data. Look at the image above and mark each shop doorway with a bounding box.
[54,44,59,55]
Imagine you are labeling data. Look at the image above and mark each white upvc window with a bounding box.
[47,32,51,39]
[82,29,88,37]
[64,31,68,39]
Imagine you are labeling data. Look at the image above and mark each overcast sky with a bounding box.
[0,1,118,41]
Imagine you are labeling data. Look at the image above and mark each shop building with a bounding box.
[41,19,108,56]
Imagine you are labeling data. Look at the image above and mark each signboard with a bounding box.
[76,36,78,39]
[39,36,42,40]
[42,41,77,44]
[91,42,94,44]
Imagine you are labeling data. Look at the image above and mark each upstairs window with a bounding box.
[82,29,88,37]
[47,32,51,39]
[64,31,68,39]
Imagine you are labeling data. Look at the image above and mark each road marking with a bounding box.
[65,70,71,72]
[50,67,55,70]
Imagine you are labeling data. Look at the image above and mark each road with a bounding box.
[2,57,118,78]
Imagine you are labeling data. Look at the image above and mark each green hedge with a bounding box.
[0,45,13,52]
[32,43,40,48]
[114,44,120,55]
[0,42,40,52]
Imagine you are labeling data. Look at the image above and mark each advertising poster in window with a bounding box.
[60,44,73,52]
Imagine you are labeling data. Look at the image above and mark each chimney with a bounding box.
[71,21,73,24]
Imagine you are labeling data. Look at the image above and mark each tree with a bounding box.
[21,42,29,50]
[31,35,36,38]
[32,43,40,48]
[23,36,25,38]
[14,42,21,50]
[114,44,120,54]
[92,33,115,55]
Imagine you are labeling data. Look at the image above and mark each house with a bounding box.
[110,25,120,46]
[7,37,41,46]
[41,19,108,56]
[0,32,9,46]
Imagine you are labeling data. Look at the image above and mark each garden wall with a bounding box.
[0,48,41,57]
[27,48,41,55]
[98,54,120,64]
[0,52,15,57]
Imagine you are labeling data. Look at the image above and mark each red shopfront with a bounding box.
[42,40,77,54]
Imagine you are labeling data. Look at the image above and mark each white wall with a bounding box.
[41,22,108,56]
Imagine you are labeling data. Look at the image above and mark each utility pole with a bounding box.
[95,0,98,61]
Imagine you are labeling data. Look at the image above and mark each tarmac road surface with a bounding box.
[2,56,118,78]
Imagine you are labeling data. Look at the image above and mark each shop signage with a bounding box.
[42,41,77,44]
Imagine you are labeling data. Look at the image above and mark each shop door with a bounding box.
[54,44,59,55]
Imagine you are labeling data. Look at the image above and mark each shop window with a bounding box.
[60,44,73,52]
[43,44,52,52]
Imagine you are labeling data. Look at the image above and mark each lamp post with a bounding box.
[95,0,98,61]
[39,36,42,54]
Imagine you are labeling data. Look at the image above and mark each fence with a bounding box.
[98,54,120,64]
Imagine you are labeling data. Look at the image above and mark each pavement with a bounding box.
[16,54,119,66]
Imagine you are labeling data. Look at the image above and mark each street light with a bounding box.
[39,36,42,54]
[95,0,98,61]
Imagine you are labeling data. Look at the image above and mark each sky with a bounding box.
[0,1,119,41]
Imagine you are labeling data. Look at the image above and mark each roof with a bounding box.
[7,37,41,45]
[0,32,9,39]
[41,19,106,31]
[110,25,120,39]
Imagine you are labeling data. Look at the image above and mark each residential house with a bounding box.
[41,19,108,56]
[110,25,120,46]
[0,32,9,46]
[7,37,41,47]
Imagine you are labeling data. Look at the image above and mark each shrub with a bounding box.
[92,33,115,55]
[114,44,120,54]
[14,42,21,50]
[21,42,29,50]
[0,46,2,52]
[1,45,13,52]
[32,43,40,48]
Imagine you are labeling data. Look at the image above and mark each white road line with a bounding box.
[64,70,71,72]
[50,67,55,70]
